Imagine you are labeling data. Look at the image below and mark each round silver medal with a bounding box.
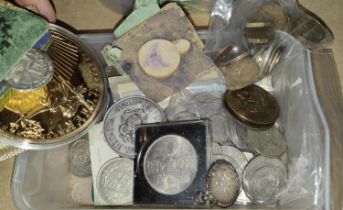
[207,159,240,207]
[96,158,133,205]
[103,96,165,158]
[143,135,198,195]
[6,49,54,91]
[243,156,287,204]
[246,126,287,157]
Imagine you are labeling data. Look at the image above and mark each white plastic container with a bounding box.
[11,33,331,210]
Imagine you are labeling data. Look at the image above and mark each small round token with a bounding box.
[143,135,198,195]
[138,39,180,79]
[103,96,165,158]
[96,158,133,205]
[174,39,191,54]
[246,127,287,157]
[224,85,280,129]
[243,156,287,204]
[207,159,240,207]
[220,55,260,90]
[6,49,54,91]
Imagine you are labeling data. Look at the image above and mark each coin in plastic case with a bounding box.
[6,49,54,91]
[143,134,198,195]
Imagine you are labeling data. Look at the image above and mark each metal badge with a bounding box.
[207,159,240,208]
[246,126,287,157]
[69,139,91,177]
[103,96,165,158]
[243,156,287,204]
[96,157,133,205]
[143,134,198,195]
[6,49,54,91]
[224,84,280,129]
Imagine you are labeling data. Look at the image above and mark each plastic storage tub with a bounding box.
[11,33,332,210]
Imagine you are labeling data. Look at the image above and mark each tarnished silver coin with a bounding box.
[211,142,222,155]
[209,114,231,144]
[207,159,240,207]
[228,120,252,152]
[246,126,287,157]
[243,156,287,204]
[103,96,165,158]
[69,139,91,177]
[96,158,133,205]
[143,135,198,195]
[220,145,248,176]
[6,49,54,91]
[192,92,231,144]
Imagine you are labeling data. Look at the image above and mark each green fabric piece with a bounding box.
[0,6,49,81]
[113,0,160,38]
[101,45,126,75]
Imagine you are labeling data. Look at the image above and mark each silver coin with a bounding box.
[6,49,54,91]
[228,120,252,152]
[70,139,90,166]
[96,158,133,205]
[69,139,91,177]
[103,96,165,158]
[209,114,231,144]
[207,159,240,207]
[243,156,287,204]
[246,127,287,157]
[211,142,222,155]
[143,135,198,195]
[172,110,197,121]
[220,145,248,176]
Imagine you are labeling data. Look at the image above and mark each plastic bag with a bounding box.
[202,0,332,208]
[205,0,333,59]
